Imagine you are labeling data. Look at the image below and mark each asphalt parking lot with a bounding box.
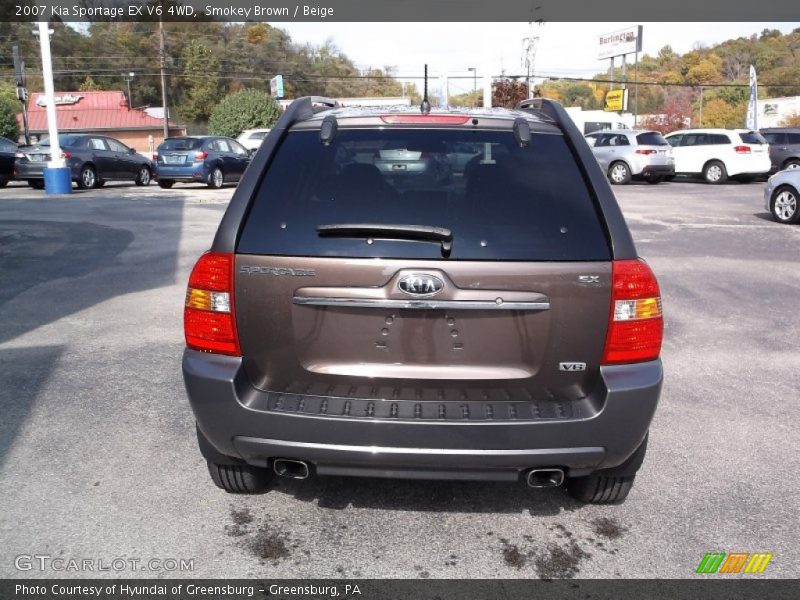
[0,178,798,579]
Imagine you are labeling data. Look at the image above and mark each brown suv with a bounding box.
[182,97,664,504]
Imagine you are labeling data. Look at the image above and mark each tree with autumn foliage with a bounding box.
[487,79,530,109]
[638,91,694,133]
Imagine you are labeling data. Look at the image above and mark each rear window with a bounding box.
[762,132,785,145]
[40,134,83,147]
[739,132,767,144]
[237,128,611,261]
[159,138,204,151]
[636,132,668,146]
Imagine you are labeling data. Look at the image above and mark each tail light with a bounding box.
[194,150,208,161]
[60,151,72,159]
[184,252,240,355]
[635,149,656,155]
[152,153,159,161]
[602,259,663,365]
[734,145,751,154]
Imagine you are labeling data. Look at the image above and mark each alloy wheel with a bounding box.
[774,189,797,221]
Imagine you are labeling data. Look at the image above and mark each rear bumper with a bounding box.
[15,162,76,180]
[155,163,208,182]
[183,349,662,480]
[634,164,675,179]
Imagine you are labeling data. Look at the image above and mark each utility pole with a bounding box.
[158,18,169,139]
[123,71,135,108]
[522,22,542,99]
[13,45,30,144]
[467,67,477,106]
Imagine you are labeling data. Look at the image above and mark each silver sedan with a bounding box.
[764,168,800,224]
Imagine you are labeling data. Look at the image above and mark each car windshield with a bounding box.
[38,134,82,147]
[636,132,668,146]
[739,132,767,144]
[159,138,204,151]
[238,128,611,261]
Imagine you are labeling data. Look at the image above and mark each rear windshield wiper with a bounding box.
[317,223,453,257]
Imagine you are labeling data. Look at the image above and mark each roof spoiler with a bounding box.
[516,97,560,123]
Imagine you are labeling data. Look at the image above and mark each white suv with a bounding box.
[664,129,770,184]
[236,128,272,151]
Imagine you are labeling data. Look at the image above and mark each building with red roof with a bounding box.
[18,91,185,154]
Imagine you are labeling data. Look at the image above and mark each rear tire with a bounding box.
[207,461,273,494]
[208,166,224,189]
[702,160,727,184]
[135,165,151,186]
[157,179,174,189]
[783,159,800,171]
[567,475,635,504]
[0,177,8,188]
[28,179,45,189]
[646,176,663,184]
[566,434,648,504]
[608,161,632,185]
[77,165,98,189]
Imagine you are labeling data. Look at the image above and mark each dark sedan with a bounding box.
[0,136,16,187]
[154,136,252,189]
[15,134,154,189]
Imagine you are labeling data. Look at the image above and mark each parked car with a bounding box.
[585,129,675,184]
[236,128,271,151]
[764,168,800,224]
[664,129,771,184]
[154,136,252,189]
[760,127,800,172]
[14,134,153,189]
[182,97,664,504]
[0,135,16,187]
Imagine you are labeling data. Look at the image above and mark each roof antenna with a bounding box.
[420,64,431,114]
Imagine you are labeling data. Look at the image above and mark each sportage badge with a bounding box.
[398,274,444,297]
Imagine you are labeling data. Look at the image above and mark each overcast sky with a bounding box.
[276,22,799,95]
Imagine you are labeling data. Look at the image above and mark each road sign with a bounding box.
[270,75,284,99]
[604,88,628,112]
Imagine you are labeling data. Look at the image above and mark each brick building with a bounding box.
[18,91,185,154]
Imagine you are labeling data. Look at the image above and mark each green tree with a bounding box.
[179,41,224,123]
[700,98,740,128]
[78,76,102,91]
[0,100,20,140]
[208,90,281,137]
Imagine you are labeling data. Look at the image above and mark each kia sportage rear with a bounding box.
[182,97,663,504]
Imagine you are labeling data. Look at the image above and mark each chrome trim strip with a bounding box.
[244,437,601,458]
[292,297,550,311]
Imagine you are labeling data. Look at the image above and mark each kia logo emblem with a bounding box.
[398,274,444,296]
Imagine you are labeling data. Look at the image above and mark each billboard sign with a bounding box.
[270,75,285,99]
[598,26,643,59]
[604,88,628,112]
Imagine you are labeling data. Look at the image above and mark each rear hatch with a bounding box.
[157,137,205,166]
[234,122,613,404]
[634,131,673,165]
[737,130,769,155]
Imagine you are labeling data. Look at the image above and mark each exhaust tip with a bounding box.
[273,459,310,480]
[526,468,565,488]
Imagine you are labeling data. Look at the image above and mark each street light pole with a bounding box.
[158,18,169,139]
[467,67,477,106]
[123,71,135,107]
